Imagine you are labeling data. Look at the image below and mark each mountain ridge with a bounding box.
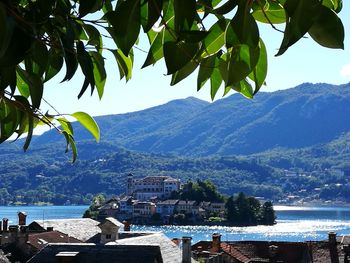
[32,82,350,156]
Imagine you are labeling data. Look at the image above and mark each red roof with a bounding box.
[220,242,250,263]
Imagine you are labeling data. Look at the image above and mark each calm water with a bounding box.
[1,205,350,244]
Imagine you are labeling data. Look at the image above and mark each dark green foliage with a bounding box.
[83,194,105,219]
[174,180,225,202]
[225,192,276,226]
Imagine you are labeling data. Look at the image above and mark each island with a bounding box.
[84,174,276,226]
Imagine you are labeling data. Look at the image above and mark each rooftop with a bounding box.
[109,232,182,263]
[28,231,81,251]
[29,218,101,242]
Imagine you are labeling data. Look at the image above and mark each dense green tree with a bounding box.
[176,179,225,202]
[225,192,276,226]
[259,201,276,225]
[0,0,345,159]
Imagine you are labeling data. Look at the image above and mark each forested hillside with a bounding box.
[1,83,350,205]
[32,82,350,156]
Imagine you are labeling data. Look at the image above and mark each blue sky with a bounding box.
[42,5,350,118]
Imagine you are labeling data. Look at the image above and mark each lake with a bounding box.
[1,205,350,244]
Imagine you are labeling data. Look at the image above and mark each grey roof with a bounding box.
[98,217,124,228]
[30,218,101,242]
[109,232,183,263]
[26,243,163,263]
[157,200,179,205]
[178,200,197,206]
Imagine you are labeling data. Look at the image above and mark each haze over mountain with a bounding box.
[2,82,350,205]
[34,82,350,156]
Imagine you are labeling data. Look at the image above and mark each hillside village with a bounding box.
[1,212,350,263]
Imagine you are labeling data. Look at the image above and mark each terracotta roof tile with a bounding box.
[220,242,250,263]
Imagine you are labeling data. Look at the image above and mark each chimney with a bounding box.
[182,236,192,263]
[172,238,181,246]
[268,245,278,263]
[2,218,8,232]
[343,245,350,263]
[9,225,18,233]
[123,220,131,231]
[211,233,221,253]
[47,227,54,232]
[328,232,339,263]
[18,212,27,226]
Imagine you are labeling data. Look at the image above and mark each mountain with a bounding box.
[33,82,350,156]
[2,82,350,205]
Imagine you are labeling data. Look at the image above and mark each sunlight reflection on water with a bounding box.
[133,219,350,243]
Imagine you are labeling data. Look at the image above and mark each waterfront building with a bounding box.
[176,200,198,215]
[127,174,180,201]
[156,199,179,216]
[133,201,156,218]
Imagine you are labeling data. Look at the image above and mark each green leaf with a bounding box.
[79,0,99,17]
[71,111,100,143]
[105,0,140,56]
[16,67,30,98]
[90,51,106,99]
[227,45,260,86]
[0,23,33,67]
[170,60,198,85]
[110,49,133,81]
[276,0,321,56]
[308,5,344,49]
[77,41,95,98]
[17,67,43,109]
[163,41,199,75]
[62,131,77,163]
[45,48,64,82]
[58,118,74,136]
[142,0,175,67]
[226,6,260,48]
[23,112,34,151]
[61,22,78,81]
[0,4,15,59]
[0,66,16,94]
[0,100,20,143]
[179,31,209,43]
[322,0,342,13]
[210,62,223,100]
[174,0,196,32]
[201,19,228,57]
[82,23,103,52]
[103,0,113,13]
[249,39,268,94]
[233,79,254,99]
[197,54,216,90]
[142,25,173,68]
[213,0,238,15]
[141,0,163,32]
[252,1,286,24]
[30,40,49,77]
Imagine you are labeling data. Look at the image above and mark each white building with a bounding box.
[127,174,180,201]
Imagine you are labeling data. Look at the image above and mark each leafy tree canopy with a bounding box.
[0,0,344,160]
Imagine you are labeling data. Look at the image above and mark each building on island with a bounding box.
[126,174,180,201]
